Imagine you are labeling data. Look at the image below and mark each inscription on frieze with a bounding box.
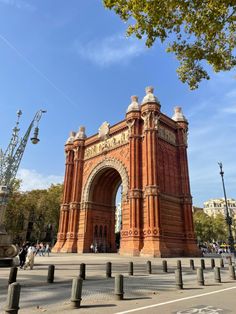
[84,130,129,160]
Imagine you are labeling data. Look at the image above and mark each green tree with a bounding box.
[103,0,236,89]
[193,211,214,243]
[213,213,227,242]
[40,184,63,236]
[4,183,63,243]
[4,180,27,242]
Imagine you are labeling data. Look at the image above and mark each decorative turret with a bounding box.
[126,96,140,113]
[75,126,87,140]
[172,107,187,123]
[66,131,76,144]
[141,86,160,105]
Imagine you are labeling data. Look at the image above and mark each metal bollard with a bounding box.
[177,260,182,271]
[211,258,215,269]
[4,282,21,314]
[162,260,168,273]
[229,265,236,280]
[146,261,152,274]
[214,267,221,283]
[114,274,124,300]
[228,256,232,265]
[197,268,205,286]
[47,265,55,283]
[79,263,86,280]
[220,258,224,268]
[190,259,195,270]
[128,262,133,276]
[71,277,83,308]
[200,259,205,270]
[175,269,183,289]
[106,262,112,278]
[8,267,18,285]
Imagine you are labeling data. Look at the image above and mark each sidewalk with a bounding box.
[0,253,235,313]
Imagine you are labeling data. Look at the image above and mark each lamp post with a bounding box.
[218,162,235,254]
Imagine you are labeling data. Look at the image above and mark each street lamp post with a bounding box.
[218,162,235,254]
[0,109,46,261]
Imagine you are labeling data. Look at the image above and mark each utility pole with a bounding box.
[0,109,46,262]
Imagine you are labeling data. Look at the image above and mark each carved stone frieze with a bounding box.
[61,204,70,212]
[129,189,143,199]
[144,186,159,196]
[84,130,129,160]
[69,202,80,211]
[57,233,66,240]
[158,125,176,145]
[126,119,135,136]
[142,228,160,236]
[141,111,160,131]
[66,232,77,240]
[183,129,188,146]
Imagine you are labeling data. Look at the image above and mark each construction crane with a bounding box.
[0,109,46,205]
[0,109,46,262]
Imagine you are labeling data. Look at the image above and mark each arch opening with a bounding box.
[87,167,123,253]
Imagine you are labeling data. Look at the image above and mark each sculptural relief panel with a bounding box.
[84,130,129,160]
[158,125,176,146]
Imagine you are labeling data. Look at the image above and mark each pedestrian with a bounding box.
[90,243,94,253]
[39,242,45,256]
[45,243,50,257]
[19,244,28,269]
[24,244,36,270]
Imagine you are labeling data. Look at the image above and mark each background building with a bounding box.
[203,198,236,217]
[115,203,122,233]
[192,206,203,214]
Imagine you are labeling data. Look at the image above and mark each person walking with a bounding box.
[19,244,28,269]
[24,244,36,270]
[45,243,50,257]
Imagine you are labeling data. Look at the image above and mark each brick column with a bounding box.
[61,127,86,253]
[52,132,75,252]
[120,96,142,256]
[173,107,200,256]
[140,87,162,256]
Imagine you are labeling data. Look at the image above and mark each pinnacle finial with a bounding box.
[126,95,140,113]
[66,131,76,144]
[172,106,188,122]
[75,126,87,140]
[142,86,159,105]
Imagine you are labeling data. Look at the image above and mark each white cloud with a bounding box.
[0,0,35,11]
[17,168,63,191]
[75,34,147,66]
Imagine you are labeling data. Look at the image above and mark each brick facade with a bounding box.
[52,87,200,257]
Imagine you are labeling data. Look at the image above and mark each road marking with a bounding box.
[115,286,236,314]
[176,305,223,313]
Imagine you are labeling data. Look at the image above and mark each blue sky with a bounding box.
[0,0,235,207]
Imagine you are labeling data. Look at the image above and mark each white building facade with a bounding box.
[203,198,236,217]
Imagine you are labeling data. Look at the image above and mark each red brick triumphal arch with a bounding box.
[53,87,200,257]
